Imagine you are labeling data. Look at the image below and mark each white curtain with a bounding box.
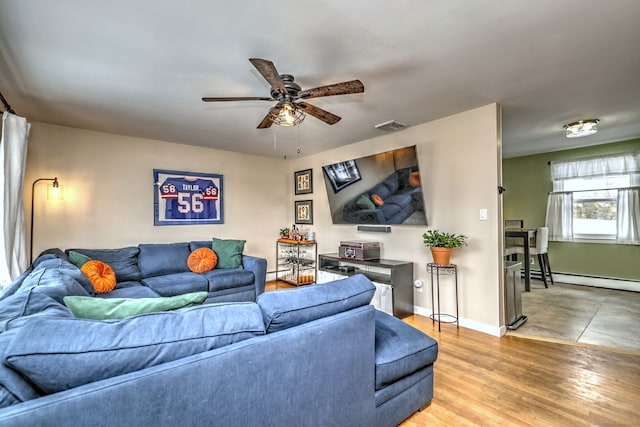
[545,192,573,241]
[0,112,30,289]
[550,151,640,183]
[617,188,640,244]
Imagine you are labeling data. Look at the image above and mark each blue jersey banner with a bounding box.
[153,169,224,225]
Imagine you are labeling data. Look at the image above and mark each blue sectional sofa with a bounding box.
[0,250,438,426]
[63,240,267,303]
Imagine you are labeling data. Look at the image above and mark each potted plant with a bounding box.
[279,227,290,240]
[422,229,468,266]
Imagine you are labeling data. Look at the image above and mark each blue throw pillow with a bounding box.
[257,274,376,333]
[5,302,265,394]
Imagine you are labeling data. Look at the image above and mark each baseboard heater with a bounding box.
[518,269,640,292]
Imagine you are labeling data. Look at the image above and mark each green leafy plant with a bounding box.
[422,230,468,248]
[279,227,290,238]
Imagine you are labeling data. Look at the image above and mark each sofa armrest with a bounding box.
[242,255,267,296]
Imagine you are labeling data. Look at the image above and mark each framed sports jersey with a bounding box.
[153,169,224,225]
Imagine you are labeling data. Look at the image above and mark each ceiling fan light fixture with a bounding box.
[270,103,305,127]
[563,119,600,138]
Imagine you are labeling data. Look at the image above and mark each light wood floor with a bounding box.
[266,282,640,425]
[401,316,640,426]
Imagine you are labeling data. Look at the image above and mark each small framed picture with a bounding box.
[294,169,313,195]
[295,200,313,225]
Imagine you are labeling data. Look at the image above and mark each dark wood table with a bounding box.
[505,228,536,292]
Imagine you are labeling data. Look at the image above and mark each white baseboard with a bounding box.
[525,269,640,292]
[413,305,504,337]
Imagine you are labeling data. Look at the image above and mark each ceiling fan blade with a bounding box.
[249,58,287,95]
[202,97,272,102]
[298,80,364,99]
[257,105,279,129]
[296,101,341,125]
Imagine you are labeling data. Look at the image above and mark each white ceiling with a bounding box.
[1,0,639,159]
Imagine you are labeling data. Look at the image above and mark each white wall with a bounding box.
[25,103,504,334]
[290,104,504,335]
[25,123,289,269]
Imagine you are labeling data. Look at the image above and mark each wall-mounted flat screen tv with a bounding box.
[322,145,427,225]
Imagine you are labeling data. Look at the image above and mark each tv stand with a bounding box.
[317,253,414,318]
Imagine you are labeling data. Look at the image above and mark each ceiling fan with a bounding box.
[202,58,364,128]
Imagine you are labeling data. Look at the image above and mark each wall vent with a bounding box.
[374,120,408,131]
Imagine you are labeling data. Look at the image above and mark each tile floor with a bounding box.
[506,278,640,353]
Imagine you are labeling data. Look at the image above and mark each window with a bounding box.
[546,151,640,244]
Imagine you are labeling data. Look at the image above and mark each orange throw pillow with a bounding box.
[371,194,385,206]
[81,260,117,294]
[409,171,421,187]
[188,248,218,273]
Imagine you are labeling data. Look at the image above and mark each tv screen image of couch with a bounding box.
[322,146,427,225]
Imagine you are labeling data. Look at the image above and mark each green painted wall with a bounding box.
[502,138,640,281]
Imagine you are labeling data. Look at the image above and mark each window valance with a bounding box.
[550,151,640,181]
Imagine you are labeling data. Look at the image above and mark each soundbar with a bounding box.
[357,225,391,233]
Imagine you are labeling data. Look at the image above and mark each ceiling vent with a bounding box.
[374,120,408,131]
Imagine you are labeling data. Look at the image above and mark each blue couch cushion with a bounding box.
[97,282,160,299]
[201,269,255,292]
[374,310,438,390]
[17,257,95,296]
[189,240,212,251]
[0,331,41,408]
[257,274,375,334]
[67,247,141,282]
[142,272,208,296]
[370,172,400,201]
[138,243,191,277]
[4,302,265,394]
[0,268,84,333]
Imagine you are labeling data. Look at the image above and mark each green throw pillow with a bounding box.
[356,193,376,210]
[63,292,209,320]
[211,238,246,269]
[68,250,92,268]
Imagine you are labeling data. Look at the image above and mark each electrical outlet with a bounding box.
[530,257,535,265]
[414,279,423,292]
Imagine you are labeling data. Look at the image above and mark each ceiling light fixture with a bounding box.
[563,119,600,138]
[269,102,305,127]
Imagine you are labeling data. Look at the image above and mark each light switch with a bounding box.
[479,209,488,220]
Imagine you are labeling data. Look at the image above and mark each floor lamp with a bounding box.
[30,177,62,265]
